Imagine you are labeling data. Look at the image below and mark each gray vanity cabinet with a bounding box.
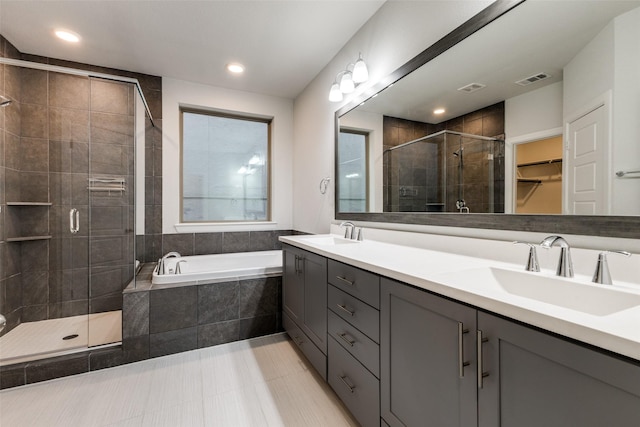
[282,244,328,378]
[477,311,640,427]
[380,278,478,427]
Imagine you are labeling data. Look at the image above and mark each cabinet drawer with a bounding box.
[328,285,379,343]
[283,312,327,380]
[329,337,380,427]
[328,260,380,309]
[328,310,379,378]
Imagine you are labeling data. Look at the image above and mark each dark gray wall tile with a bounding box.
[25,353,89,384]
[49,108,90,143]
[123,291,149,338]
[89,347,124,371]
[91,79,131,115]
[19,137,48,172]
[149,327,197,358]
[91,112,134,146]
[239,277,279,318]
[48,300,88,318]
[222,232,250,253]
[198,281,238,324]
[90,294,122,314]
[162,233,194,256]
[198,320,240,348]
[122,335,149,363]
[194,233,222,255]
[49,72,90,110]
[22,271,48,305]
[250,231,277,251]
[149,286,197,333]
[21,68,48,106]
[20,104,48,139]
[22,304,48,322]
[0,364,26,389]
[239,314,277,340]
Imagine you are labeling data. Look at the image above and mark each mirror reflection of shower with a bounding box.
[383,130,505,213]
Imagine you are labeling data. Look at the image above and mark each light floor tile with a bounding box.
[0,333,358,427]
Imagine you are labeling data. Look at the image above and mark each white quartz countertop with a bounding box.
[280,234,640,362]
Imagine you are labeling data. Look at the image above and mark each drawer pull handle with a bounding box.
[336,276,355,286]
[477,330,490,389]
[338,332,355,347]
[336,304,355,316]
[458,322,470,378]
[339,375,356,393]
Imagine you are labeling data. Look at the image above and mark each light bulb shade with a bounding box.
[329,82,343,102]
[352,57,369,83]
[339,72,355,94]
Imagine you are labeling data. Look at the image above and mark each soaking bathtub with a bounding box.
[152,250,283,285]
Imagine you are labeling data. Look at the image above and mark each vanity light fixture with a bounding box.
[55,29,80,43]
[226,63,245,74]
[329,52,369,102]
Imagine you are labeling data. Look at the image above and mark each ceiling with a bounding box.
[0,0,385,99]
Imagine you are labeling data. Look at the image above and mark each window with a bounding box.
[181,109,271,222]
[338,129,368,212]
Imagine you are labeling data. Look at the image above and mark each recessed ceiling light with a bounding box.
[54,29,80,43]
[434,108,446,115]
[227,63,245,74]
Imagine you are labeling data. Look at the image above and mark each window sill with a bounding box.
[174,221,279,233]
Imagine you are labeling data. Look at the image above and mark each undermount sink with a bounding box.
[437,267,640,316]
[298,235,360,246]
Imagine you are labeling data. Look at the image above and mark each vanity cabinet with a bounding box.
[282,244,328,379]
[380,278,478,427]
[327,260,380,427]
[477,311,640,427]
[381,277,640,427]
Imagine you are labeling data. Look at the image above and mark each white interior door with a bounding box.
[565,104,608,214]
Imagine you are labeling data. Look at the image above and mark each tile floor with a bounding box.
[0,333,358,427]
[0,311,122,366]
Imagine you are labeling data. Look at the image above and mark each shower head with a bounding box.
[0,95,12,107]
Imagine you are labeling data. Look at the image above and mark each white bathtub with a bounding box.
[152,250,282,285]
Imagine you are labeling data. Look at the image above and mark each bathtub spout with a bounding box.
[157,252,181,275]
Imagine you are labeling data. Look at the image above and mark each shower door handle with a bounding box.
[70,208,80,234]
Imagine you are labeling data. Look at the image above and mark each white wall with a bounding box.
[162,77,294,234]
[292,1,493,234]
[504,82,563,212]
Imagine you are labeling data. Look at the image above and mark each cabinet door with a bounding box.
[282,245,304,324]
[478,311,640,427]
[302,250,328,354]
[381,278,477,427]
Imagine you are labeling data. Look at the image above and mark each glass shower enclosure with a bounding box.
[0,58,144,365]
[383,130,505,213]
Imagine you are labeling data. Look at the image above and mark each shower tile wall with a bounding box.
[0,35,150,337]
[383,102,505,213]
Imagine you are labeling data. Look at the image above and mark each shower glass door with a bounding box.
[0,63,136,365]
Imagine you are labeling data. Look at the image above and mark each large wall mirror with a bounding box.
[335,0,640,238]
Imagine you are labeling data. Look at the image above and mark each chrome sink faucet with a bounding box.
[513,241,540,272]
[340,221,355,239]
[157,252,181,275]
[540,235,573,278]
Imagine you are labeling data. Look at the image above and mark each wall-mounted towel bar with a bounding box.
[88,177,126,191]
[615,170,640,178]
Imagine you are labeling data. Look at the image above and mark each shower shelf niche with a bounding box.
[5,202,52,242]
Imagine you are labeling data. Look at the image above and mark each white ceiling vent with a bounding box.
[516,72,551,86]
[457,83,486,94]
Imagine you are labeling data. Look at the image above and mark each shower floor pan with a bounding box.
[0,311,122,366]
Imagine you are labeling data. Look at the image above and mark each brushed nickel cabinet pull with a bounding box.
[458,322,470,378]
[336,276,355,286]
[339,375,356,393]
[336,304,355,316]
[338,332,355,347]
[477,330,490,388]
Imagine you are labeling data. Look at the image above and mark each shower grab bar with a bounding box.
[384,129,503,153]
[69,208,80,234]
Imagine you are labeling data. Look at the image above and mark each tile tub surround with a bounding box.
[124,263,283,359]
[1,265,283,389]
